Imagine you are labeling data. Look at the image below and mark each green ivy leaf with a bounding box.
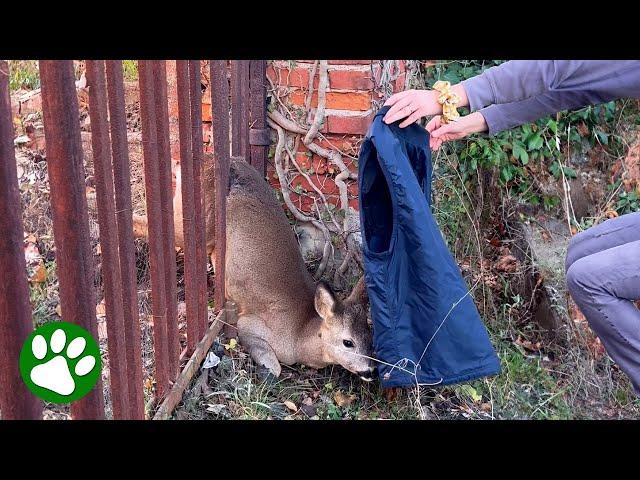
[527,134,543,150]
[513,141,529,165]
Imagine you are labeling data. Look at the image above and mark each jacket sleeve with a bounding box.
[461,60,640,112]
[479,90,613,135]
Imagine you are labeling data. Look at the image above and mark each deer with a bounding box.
[133,155,376,381]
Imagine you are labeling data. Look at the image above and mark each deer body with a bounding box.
[134,157,374,380]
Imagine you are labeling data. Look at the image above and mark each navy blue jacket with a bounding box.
[358,106,501,388]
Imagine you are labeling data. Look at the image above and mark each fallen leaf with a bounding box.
[459,385,482,403]
[605,210,619,219]
[96,302,106,317]
[284,400,298,412]
[24,233,37,244]
[495,254,518,273]
[333,390,356,408]
[16,164,24,179]
[515,336,542,352]
[144,378,154,391]
[29,263,47,283]
[55,304,62,317]
[480,402,491,412]
[302,397,313,406]
[224,338,237,351]
[95,243,102,255]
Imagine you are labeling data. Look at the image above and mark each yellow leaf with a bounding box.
[284,400,297,413]
[224,338,237,351]
[333,390,356,408]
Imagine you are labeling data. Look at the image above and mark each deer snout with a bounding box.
[358,366,378,382]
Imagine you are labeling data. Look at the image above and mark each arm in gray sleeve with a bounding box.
[480,90,616,136]
[461,60,640,112]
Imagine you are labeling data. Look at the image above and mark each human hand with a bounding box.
[383,89,441,128]
[426,111,488,150]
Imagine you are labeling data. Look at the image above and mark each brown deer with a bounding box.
[133,156,375,381]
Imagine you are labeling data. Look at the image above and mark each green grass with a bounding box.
[8,60,40,91]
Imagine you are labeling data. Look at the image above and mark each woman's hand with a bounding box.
[383,89,441,128]
[426,111,488,150]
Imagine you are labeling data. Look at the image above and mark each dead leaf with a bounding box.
[55,304,62,317]
[605,210,619,219]
[515,336,542,352]
[29,263,47,283]
[283,400,298,413]
[24,233,37,244]
[495,254,518,273]
[480,402,491,412]
[302,396,313,407]
[334,390,356,408]
[95,243,102,255]
[96,301,106,317]
[144,378,154,391]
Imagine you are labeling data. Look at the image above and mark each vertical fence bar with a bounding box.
[151,61,179,378]
[85,60,130,419]
[138,60,170,400]
[231,61,249,160]
[39,60,105,419]
[105,60,145,419]
[249,60,269,176]
[176,61,199,355]
[0,60,43,420]
[189,60,208,341]
[210,61,230,313]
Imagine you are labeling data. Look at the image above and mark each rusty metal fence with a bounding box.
[0,60,269,420]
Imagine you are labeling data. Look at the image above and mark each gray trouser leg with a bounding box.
[565,213,640,395]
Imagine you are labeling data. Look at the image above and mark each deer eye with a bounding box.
[343,339,354,348]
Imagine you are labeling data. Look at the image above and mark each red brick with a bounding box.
[268,65,312,89]
[329,70,374,90]
[202,103,212,122]
[328,60,373,65]
[347,180,358,197]
[291,174,339,196]
[324,113,374,135]
[290,91,370,111]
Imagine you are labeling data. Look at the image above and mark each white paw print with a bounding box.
[30,328,97,396]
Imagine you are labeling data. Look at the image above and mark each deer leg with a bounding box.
[237,314,281,378]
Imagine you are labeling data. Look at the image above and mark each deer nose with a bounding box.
[358,367,378,382]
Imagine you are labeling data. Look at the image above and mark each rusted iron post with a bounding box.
[231,61,249,160]
[151,61,179,378]
[39,60,105,419]
[189,60,208,341]
[105,60,145,419]
[0,60,43,420]
[138,60,170,400]
[249,60,270,176]
[85,60,130,419]
[176,61,199,355]
[210,61,230,317]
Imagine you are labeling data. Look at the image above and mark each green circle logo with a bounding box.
[20,321,101,403]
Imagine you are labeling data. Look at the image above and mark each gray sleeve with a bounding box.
[479,90,617,136]
[461,60,640,112]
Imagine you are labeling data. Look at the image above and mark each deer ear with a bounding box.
[314,282,336,321]
[346,275,368,305]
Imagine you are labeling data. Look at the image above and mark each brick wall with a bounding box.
[265,60,406,212]
[166,60,408,211]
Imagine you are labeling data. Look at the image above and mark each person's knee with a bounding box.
[565,232,587,273]
[566,257,597,302]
